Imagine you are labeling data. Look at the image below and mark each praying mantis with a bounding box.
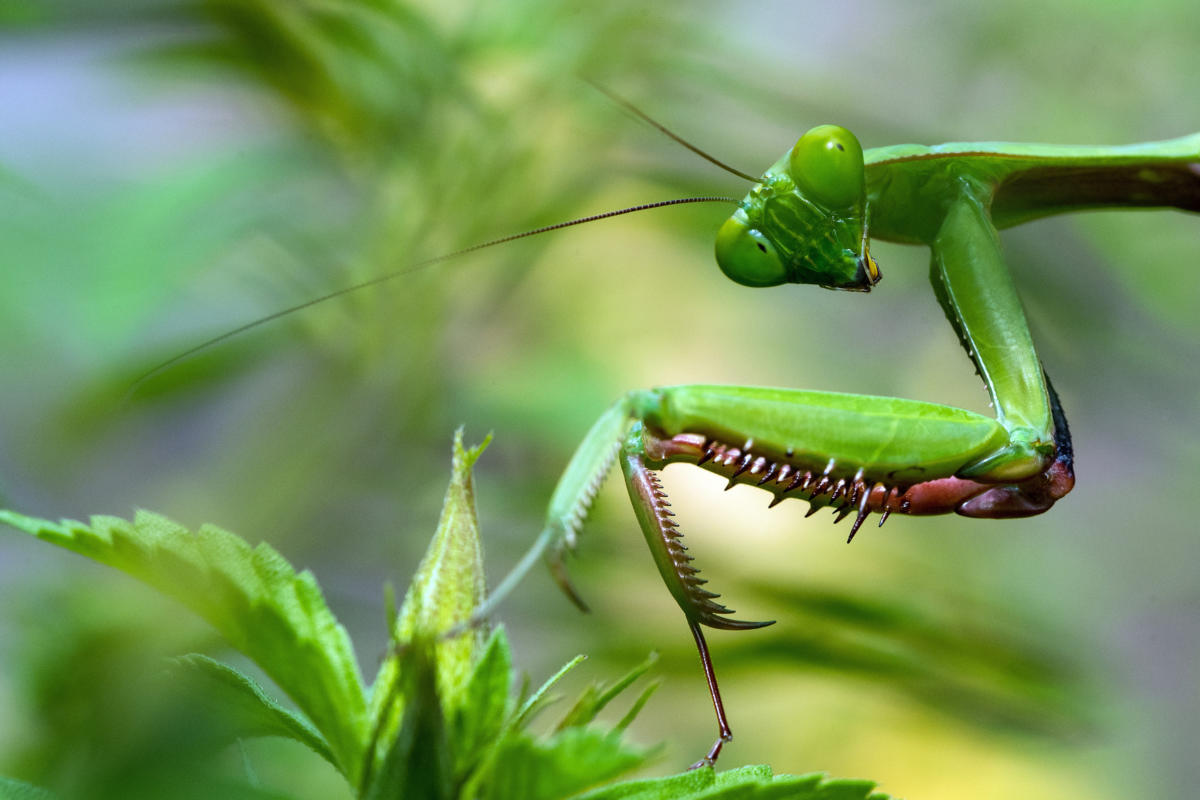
[144,92,1200,768]
[517,120,1200,766]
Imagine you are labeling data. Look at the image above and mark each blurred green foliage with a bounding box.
[1,1,1198,799]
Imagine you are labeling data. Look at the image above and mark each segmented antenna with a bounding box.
[127,196,737,399]
[585,79,760,182]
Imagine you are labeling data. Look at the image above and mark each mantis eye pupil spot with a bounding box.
[715,217,786,287]
[789,125,865,209]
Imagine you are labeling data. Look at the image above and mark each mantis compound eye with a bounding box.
[715,215,787,287]
[789,125,865,210]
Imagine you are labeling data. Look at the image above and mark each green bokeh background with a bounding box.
[1,1,1197,798]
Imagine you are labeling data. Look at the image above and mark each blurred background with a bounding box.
[1,1,1197,797]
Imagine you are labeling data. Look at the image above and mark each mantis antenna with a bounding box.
[585,79,760,182]
[125,196,737,400]
[127,84,754,399]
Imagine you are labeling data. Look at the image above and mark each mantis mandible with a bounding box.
[143,91,1200,768]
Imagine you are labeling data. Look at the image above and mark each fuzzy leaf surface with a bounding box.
[394,428,490,701]
[574,765,893,800]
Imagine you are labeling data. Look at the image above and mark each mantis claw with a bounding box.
[846,491,874,542]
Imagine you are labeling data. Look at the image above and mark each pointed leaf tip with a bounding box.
[453,425,493,474]
[389,430,491,712]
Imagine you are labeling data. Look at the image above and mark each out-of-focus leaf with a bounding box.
[167,653,335,766]
[730,582,1091,738]
[0,776,59,800]
[0,509,369,785]
[555,651,659,731]
[511,653,587,731]
[0,145,333,355]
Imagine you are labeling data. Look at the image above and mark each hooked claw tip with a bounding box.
[547,549,591,613]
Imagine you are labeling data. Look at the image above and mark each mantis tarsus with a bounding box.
[146,91,1200,768]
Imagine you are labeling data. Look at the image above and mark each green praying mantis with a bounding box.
[142,90,1200,768]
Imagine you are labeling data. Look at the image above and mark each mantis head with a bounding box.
[715,125,880,291]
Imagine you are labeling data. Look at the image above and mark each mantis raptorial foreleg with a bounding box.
[531,374,1073,765]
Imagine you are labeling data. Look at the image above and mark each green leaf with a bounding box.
[0,509,368,785]
[613,678,662,734]
[556,652,659,731]
[570,769,714,800]
[573,766,893,800]
[450,626,514,775]
[0,776,59,800]
[476,727,648,800]
[363,638,453,800]
[512,654,587,731]
[167,654,336,767]
[461,645,660,799]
